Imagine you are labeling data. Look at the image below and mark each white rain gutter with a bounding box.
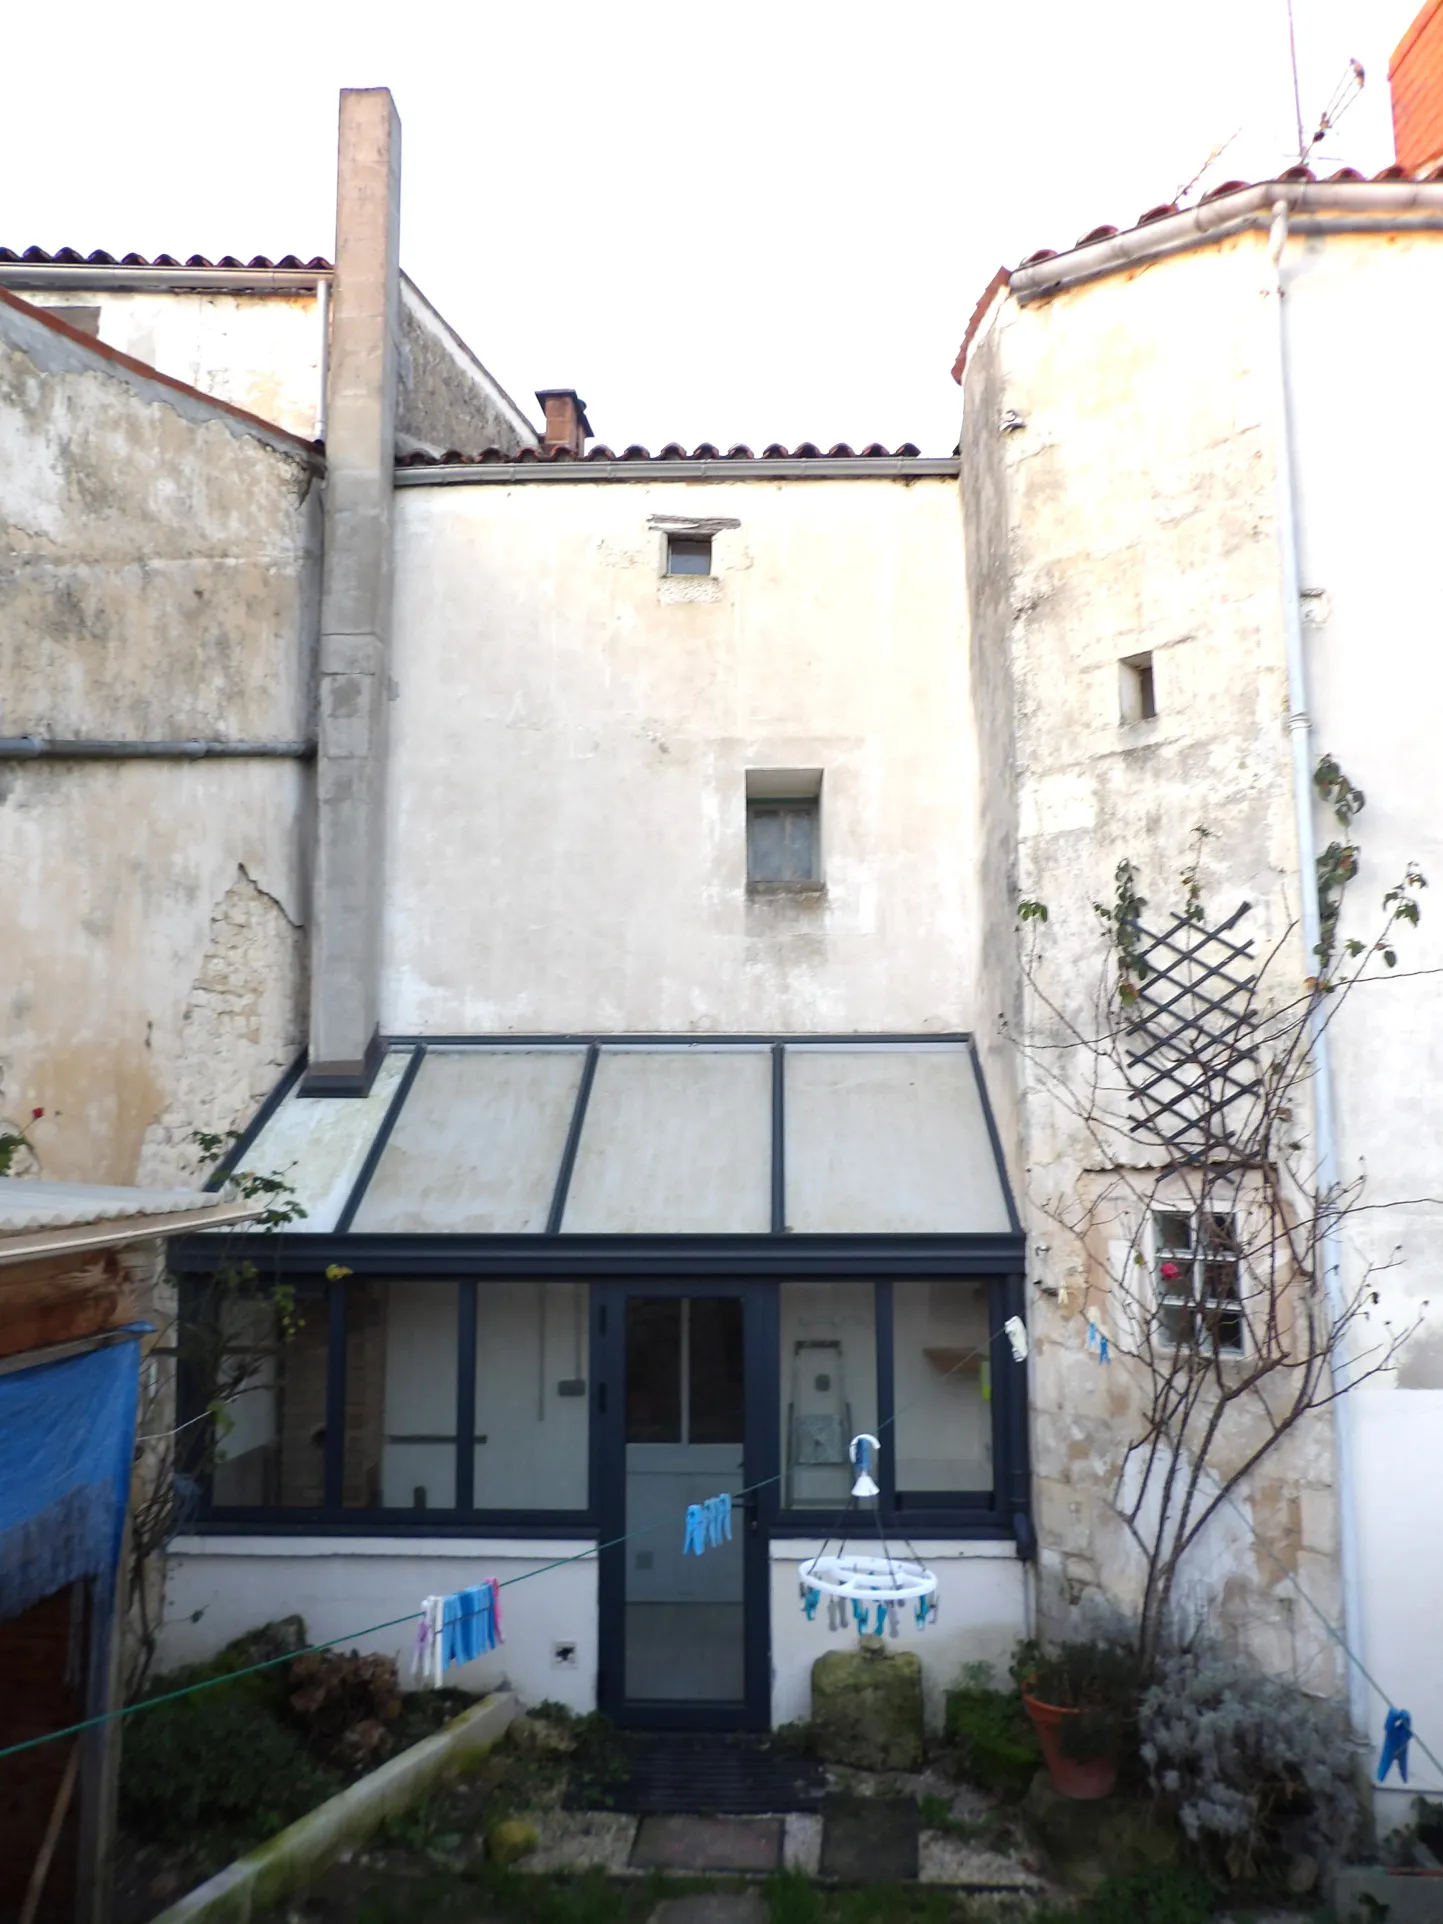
[1266,198,1368,1742]
[1010,180,1443,306]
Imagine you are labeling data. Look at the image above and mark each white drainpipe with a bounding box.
[317,275,330,443]
[1267,198,1368,1740]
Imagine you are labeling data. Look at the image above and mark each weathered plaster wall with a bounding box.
[25,288,327,440]
[963,232,1342,1681]
[19,277,540,456]
[382,475,980,1036]
[397,277,537,457]
[0,296,316,1182]
[958,314,1023,1199]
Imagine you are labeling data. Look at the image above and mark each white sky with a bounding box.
[3,0,1422,452]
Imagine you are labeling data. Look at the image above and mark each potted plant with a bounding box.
[1014,1640,1140,1800]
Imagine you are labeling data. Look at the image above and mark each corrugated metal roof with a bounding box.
[0,1179,241,1234]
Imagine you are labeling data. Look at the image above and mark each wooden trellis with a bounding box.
[1124,903,1261,1160]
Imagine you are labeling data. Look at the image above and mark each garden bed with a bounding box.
[113,1619,479,1923]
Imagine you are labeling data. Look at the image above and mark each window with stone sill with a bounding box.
[1153,1208,1243,1355]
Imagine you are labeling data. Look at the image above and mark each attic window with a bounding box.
[666,535,712,577]
[1120,652,1157,725]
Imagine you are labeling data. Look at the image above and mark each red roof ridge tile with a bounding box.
[0,246,332,272]
[396,442,940,468]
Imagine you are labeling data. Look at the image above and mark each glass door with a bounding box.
[595,1285,771,1729]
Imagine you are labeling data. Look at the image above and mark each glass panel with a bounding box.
[210,1289,329,1507]
[783,1046,1012,1233]
[232,1050,414,1233]
[351,1048,587,1233]
[779,1282,877,1509]
[561,1047,771,1234]
[689,1298,745,1444]
[667,536,711,575]
[624,1296,745,1702]
[343,1282,458,1510]
[475,1283,590,1509]
[892,1281,994,1496]
[747,802,816,882]
[626,1298,681,1443]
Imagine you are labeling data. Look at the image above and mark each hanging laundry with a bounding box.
[413,1580,503,1687]
[1378,1707,1412,1783]
[1004,1315,1030,1362]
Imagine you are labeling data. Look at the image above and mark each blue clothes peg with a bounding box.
[1378,1707,1412,1783]
[802,1585,820,1620]
[873,1603,888,1636]
[683,1504,706,1556]
[851,1598,869,1634]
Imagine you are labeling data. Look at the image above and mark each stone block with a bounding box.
[810,1642,924,1772]
[1332,1866,1443,1922]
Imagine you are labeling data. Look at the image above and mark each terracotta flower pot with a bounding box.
[1022,1691,1118,1800]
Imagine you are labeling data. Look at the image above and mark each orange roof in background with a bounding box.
[1391,0,1443,171]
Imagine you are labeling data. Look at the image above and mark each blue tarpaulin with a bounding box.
[0,1336,142,1622]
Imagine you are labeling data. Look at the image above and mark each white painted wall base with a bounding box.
[162,1539,600,1716]
[163,1535,1027,1729]
[770,1540,1026,1729]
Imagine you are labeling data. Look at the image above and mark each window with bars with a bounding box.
[1153,1209,1243,1354]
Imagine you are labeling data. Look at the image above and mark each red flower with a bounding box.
[30,1106,44,1121]
[1160,1261,1181,1283]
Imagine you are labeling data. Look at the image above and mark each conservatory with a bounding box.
[167,1036,1030,1729]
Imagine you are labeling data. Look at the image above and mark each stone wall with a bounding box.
[0,293,317,1182]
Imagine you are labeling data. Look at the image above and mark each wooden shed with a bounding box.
[0,1182,258,1924]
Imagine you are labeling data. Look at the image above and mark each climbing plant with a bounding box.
[1010,763,1428,1673]
[125,1131,313,1694]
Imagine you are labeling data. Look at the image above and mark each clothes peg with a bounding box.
[683,1504,706,1556]
[850,1433,881,1499]
[1378,1707,1412,1783]
[801,1584,820,1621]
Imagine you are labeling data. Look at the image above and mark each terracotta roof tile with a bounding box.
[956,165,1443,384]
[1006,164,1443,283]
[0,246,332,271]
[397,443,936,469]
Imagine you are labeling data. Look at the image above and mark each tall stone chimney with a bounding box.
[306,88,402,1094]
[1391,0,1443,173]
[535,388,592,456]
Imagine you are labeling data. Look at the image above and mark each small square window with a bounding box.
[666,534,712,576]
[747,798,819,884]
[1120,652,1157,724]
[1154,1208,1242,1354]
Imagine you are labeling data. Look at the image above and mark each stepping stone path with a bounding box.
[818,1795,920,1881]
[632,1816,783,1874]
[646,1896,769,1924]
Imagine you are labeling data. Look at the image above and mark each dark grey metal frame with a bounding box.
[175,1030,1030,1541]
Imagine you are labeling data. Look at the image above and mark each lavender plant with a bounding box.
[1139,1649,1360,1885]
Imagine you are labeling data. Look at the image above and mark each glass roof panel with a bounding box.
[235,1049,414,1233]
[783,1044,1011,1233]
[351,1047,587,1233]
[560,1045,772,1234]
